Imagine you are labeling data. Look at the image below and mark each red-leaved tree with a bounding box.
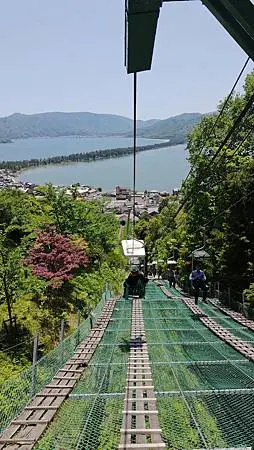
[25,231,89,288]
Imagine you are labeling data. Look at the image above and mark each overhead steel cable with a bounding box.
[203,187,254,229]
[204,127,254,194]
[200,104,254,184]
[183,57,250,186]
[131,72,137,256]
[133,72,137,229]
[173,89,254,219]
[209,91,254,164]
[216,124,254,167]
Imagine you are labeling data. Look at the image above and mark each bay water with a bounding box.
[0,137,189,191]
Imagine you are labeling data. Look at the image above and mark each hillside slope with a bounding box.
[0,112,135,139]
[136,113,203,142]
[0,111,204,141]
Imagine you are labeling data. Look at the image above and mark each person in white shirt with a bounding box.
[189,265,207,305]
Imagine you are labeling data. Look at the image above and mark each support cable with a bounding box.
[133,72,137,230]
[215,124,253,168]
[183,57,250,186]
[131,72,138,257]
[199,125,254,192]
[173,89,254,219]
[203,187,254,228]
[209,91,254,164]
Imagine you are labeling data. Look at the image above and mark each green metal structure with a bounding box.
[125,0,163,73]
[125,0,254,74]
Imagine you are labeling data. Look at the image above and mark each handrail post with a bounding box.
[31,333,38,398]
[104,283,107,302]
[89,313,93,330]
[76,310,81,347]
[60,319,65,343]
[60,319,65,365]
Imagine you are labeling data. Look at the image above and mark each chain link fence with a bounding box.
[176,278,254,319]
[0,287,112,433]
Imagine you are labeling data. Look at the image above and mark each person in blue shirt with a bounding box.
[189,265,207,305]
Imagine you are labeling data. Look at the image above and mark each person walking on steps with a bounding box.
[189,265,207,305]
[167,267,176,288]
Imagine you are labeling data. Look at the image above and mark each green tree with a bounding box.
[0,235,23,333]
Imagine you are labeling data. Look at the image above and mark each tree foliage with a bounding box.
[136,71,254,296]
[24,230,89,288]
[0,187,126,379]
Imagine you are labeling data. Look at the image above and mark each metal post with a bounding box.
[31,334,38,397]
[228,287,231,307]
[60,319,65,343]
[104,283,108,302]
[89,314,93,330]
[126,208,131,240]
[217,282,220,301]
[242,291,245,305]
[119,225,123,240]
[60,319,65,365]
[106,282,109,299]
[76,310,81,347]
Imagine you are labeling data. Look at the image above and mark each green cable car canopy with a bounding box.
[125,0,254,74]
[125,0,163,74]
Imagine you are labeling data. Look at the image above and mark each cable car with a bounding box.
[121,239,145,270]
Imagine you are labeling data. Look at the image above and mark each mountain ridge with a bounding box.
[0,111,204,141]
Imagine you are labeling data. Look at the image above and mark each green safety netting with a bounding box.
[0,291,108,433]
[31,283,254,449]
[35,297,131,450]
[145,283,254,449]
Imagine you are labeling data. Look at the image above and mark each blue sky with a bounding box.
[0,0,253,119]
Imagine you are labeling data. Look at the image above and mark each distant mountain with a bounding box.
[0,111,203,142]
[135,113,203,143]
[0,112,135,139]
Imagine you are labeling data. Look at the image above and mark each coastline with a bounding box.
[0,139,185,172]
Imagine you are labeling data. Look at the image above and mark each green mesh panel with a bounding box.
[33,283,254,449]
[36,296,131,449]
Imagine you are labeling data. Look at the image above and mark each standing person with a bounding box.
[167,267,176,288]
[189,265,207,305]
[175,268,180,287]
[152,265,157,278]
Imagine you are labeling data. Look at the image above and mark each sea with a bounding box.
[0,136,189,191]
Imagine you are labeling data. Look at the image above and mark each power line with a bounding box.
[172,125,254,235]
[183,57,250,185]
[209,91,254,164]
[203,187,254,228]
[220,125,253,164]
[204,126,254,192]
[173,89,254,219]
[201,105,254,178]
